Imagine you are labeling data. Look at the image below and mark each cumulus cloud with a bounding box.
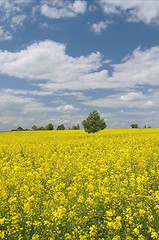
[40,0,87,19]
[0,40,109,90]
[99,0,159,24]
[90,21,110,34]
[1,40,159,92]
[38,69,110,91]
[111,46,159,88]
[57,104,80,112]
[1,40,159,93]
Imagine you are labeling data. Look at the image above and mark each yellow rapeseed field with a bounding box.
[0,129,159,239]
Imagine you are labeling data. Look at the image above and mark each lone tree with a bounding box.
[82,110,107,133]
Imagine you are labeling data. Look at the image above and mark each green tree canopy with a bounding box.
[56,124,65,130]
[32,125,38,131]
[71,124,80,130]
[45,123,54,130]
[38,126,45,130]
[130,123,138,128]
[82,110,107,133]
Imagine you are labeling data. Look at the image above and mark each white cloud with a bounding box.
[0,26,12,40]
[0,0,30,28]
[1,87,159,130]
[120,92,144,101]
[83,90,158,110]
[58,91,91,101]
[57,104,80,112]
[11,14,27,28]
[40,0,87,19]
[90,21,110,34]
[0,90,52,114]
[0,89,85,130]
[99,0,159,24]
[0,89,56,130]
[0,40,108,90]
[1,40,159,93]
[71,0,87,14]
[0,90,51,129]
[110,46,159,89]
[2,88,53,96]
[38,69,110,91]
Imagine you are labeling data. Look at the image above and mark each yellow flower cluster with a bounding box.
[0,129,159,239]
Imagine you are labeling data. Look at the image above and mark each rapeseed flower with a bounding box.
[0,129,159,239]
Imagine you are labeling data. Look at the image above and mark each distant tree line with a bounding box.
[11,111,152,133]
[11,123,81,132]
[31,123,80,131]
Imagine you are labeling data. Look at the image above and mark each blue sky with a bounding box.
[1,0,159,130]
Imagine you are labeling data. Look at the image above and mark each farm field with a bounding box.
[0,129,159,239]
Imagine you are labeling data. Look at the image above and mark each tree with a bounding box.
[56,124,65,130]
[38,126,45,130]
[32,125,38,131]
[45,123,54,130]
[11,126,24,131]
[71,124,80,130]
[82,110,107,133]
[130,123,138,128]
[144,124,151,128]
